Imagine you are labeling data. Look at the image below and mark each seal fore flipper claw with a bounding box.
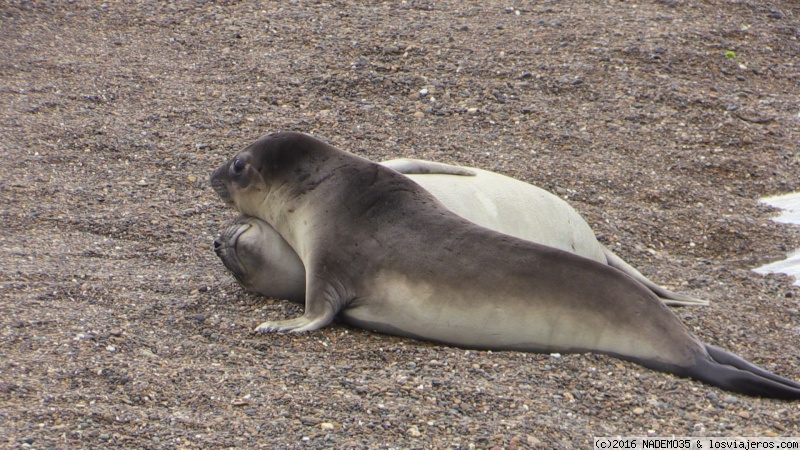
[254,315,331,333]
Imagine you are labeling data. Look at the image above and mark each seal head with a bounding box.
[213,215,305,302]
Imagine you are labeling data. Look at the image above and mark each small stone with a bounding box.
[632,407,645,415]
[467,107,478,114]
[319,422,334,430]
[723,396,739,404]
[407,425,421,437]
[413,111,424,119]
[737,410,750,419]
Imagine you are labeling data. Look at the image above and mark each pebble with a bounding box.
[632,407,645,415]
[527,435,542,447]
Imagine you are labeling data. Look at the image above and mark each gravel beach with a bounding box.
[2,1,800,448]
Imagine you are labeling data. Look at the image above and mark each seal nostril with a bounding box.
[213,238,221,249]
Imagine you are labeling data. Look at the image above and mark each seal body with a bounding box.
[210,131,800,398]
[216,159,704,306]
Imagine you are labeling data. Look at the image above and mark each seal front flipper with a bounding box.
[254,308,336,333]
[254,276,344,333]
[255,316,330,333]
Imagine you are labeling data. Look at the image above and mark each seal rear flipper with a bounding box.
[703,345,800,390]
[381,159,476,177]
[680,346,800,399]
[601,246,709,307]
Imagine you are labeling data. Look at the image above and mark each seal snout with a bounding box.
[213,222,253,257]
[210,178,233,205]
[210,162,235,205]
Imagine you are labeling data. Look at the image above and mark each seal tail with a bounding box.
[683,345,800,399]
[601,246,709,307]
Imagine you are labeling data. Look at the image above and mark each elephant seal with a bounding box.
[214,159,705,307]
[210,131,800,398]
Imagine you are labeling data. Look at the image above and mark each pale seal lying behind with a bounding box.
[210,131,800,398]
[214,159,706,307]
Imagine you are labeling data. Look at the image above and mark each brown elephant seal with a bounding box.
[214,159,705,307]
[210,131,800,398]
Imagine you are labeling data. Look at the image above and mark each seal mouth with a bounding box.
[213,222,253,283]
[210,178,234,205]
[214,222,252,255]
[210,163,235,205]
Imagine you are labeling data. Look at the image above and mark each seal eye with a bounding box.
[231,158,246,176]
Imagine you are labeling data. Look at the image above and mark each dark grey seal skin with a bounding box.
[210,131,800,399]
